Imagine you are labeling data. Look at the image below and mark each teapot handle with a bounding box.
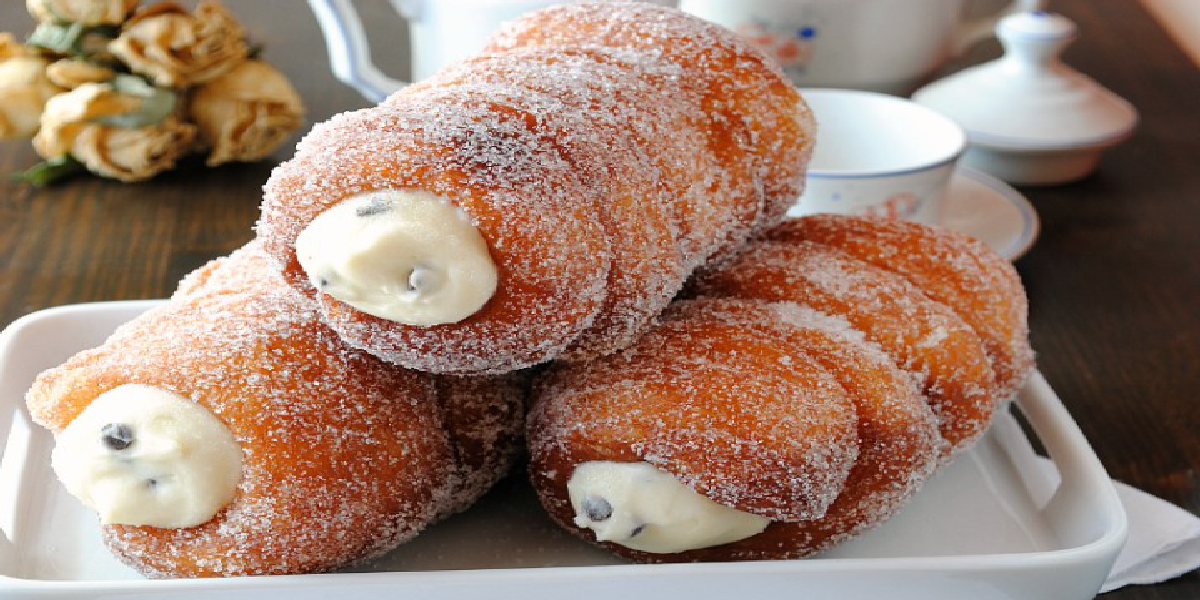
[952,0,1045,55]
[307,0,408,103]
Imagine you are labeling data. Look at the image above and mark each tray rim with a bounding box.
[0,301,1129,597]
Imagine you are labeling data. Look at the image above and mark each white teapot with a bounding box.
[679,0,1043,94]
[307,0,678,103]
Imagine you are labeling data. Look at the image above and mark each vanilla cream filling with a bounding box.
[567,461,770,554]
[51,384,242,528]
[295,190,498,326]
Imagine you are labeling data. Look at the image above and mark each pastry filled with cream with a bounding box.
[257,1,814,375]
[25,244,460,577]
[527,214,1029,563]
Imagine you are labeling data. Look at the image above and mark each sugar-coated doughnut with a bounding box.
[183,244,529,532]
[527,215,1031,562]
[531,300,862,526]
[529,299,941,562]
[691,239,998,457]
[27,243,524,577]
[257,3,813,374]
[762,215,1034,400]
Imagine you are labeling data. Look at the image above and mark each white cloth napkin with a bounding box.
[1101,479,1200,592]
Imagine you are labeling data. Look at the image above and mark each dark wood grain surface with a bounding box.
[1,1,1197,597]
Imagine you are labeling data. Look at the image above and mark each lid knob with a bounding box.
[997,11,1078,73]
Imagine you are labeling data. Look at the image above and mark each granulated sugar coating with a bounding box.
[485,2,812,231]
[667,301,942,552]
[432,372,527,518]
[692,239,1000,458]
[257,2,814,374]
[526,296,940,563]
[529,302,861,541]
[25,243,525,577]
[525,214,1033,563]
[764,214,1035,401]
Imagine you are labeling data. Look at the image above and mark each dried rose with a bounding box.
[33,77,194,181]
[27,0,139,26]
[0,33,65,138]
[34,82,140,157]
[188,60,303,166]
[70,114,196,181]
[108,0,248,88]
[46,58,115,88]
[0,33,39,61]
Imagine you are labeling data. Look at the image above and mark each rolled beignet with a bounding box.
[762,215,1034,400]
[532,302,862,527]
[528,216,1031,562]
[528,299,941,562]
[691,239,999,457]
[178,242,529,522]
[257,3,813,374]
[26,244,523,577]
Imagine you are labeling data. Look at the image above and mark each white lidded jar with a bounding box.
[912,11,1138,185]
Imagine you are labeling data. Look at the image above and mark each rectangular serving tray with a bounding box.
[0,301,1127,600]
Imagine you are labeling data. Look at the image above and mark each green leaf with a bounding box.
[92,75,177,129]
[26,21,86,54]
[108,74,156,96]
[12,156,86,187]
[26,22,122,57]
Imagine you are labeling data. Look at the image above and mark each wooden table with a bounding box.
[1,1,1197,597]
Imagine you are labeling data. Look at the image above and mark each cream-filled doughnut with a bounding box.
[529,298,943,561]
[257,3,813,374]
[28,243,524,577]
[528,216,1029,562]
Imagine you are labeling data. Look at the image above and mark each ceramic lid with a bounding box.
[912,11,1138,150]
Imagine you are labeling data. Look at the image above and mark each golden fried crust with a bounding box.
[171,241,282,300]
[418,47,755,271]
[433,372,528,518]
[527,298,945,562]
[484,2,812,238]
[692,239,1000,456]
[257,4,813,374]
[764,215,1034,400]
[259,103,611,375]
[657,301,942,559]
[26,247,455,578]
[530,301,861,533]
[398,50,689,360]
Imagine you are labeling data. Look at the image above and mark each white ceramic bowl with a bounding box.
[789,89,966,224]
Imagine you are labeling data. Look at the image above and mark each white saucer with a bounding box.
[940,167,1040,260]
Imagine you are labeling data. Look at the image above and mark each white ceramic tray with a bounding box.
[0,302,1127,600]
